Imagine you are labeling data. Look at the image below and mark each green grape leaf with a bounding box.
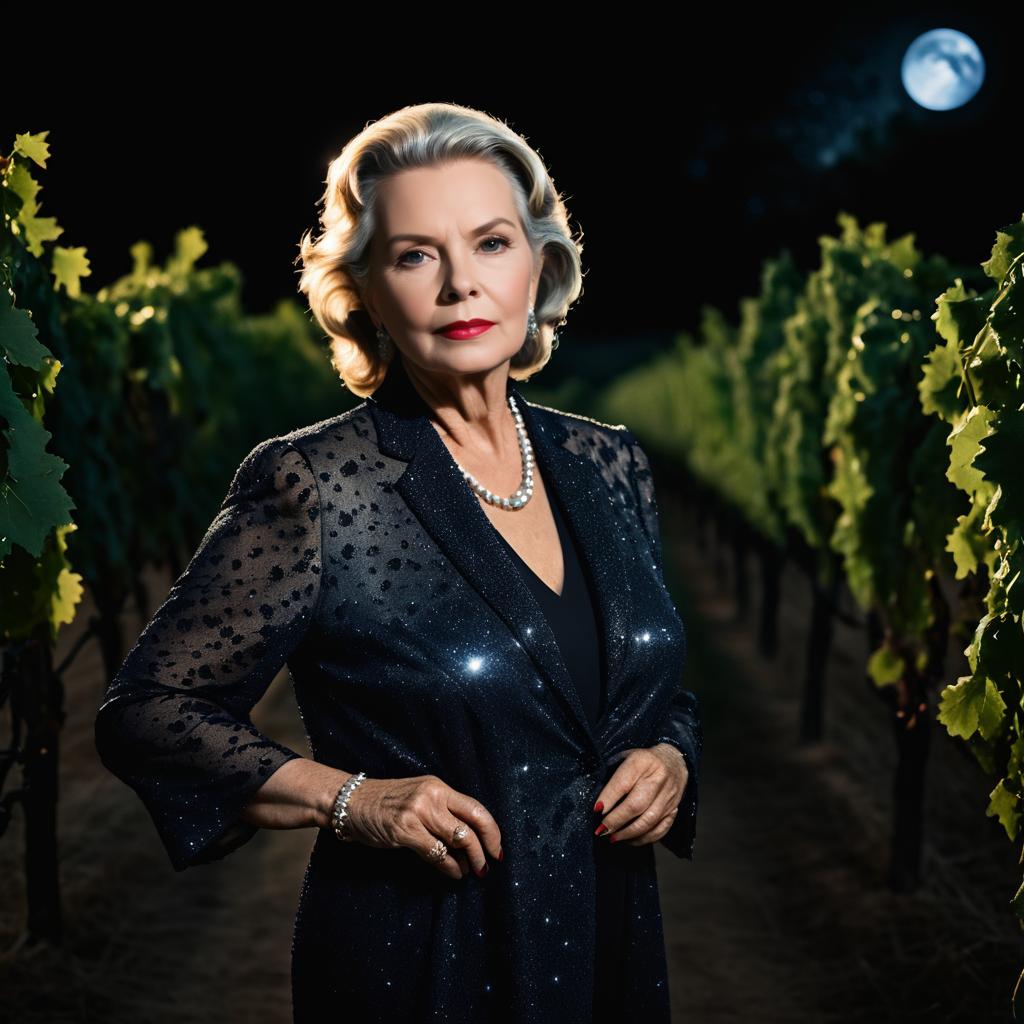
[981,217,1024,285]
[937,672,1006,740]
[885,231,920,273]
[20,211,63,258]
[0,371,76,560]
[946,499,991,579]
[998,543,1024,619]
[45,523,84,637]
[0,522,84,643]
[12,130,51,168]
[975,407,1024,546]
[867,642,904,686]
[934,280,984,345]
[947,404,996,495]
[990,262,1024,367]
[7,160,41,218]
[0,294,50,369]
[988,778,1021,843]
[919,337,967,424]
[963,612,1024,703]
[168,226,209,276]
[51,245,91,299]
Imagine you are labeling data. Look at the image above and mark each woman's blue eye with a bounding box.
[480,235,511,254]
[397,235,512,267]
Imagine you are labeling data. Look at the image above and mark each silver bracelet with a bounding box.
[331,771,367,842]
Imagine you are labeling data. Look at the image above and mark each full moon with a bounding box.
[901,29,985,111]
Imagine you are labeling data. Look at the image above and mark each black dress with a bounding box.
[489,465,630,1021]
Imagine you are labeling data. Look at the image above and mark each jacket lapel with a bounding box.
[513,393,635,739]
[366,354,633,754]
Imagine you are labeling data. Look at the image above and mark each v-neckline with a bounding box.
[490,482,568,602]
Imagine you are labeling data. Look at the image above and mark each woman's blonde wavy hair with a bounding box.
[295,102,585,397]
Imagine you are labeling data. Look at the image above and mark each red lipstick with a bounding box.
[435,319,495,340]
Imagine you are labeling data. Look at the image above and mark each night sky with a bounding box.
[14,8,1019,351]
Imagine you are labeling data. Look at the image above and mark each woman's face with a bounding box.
[364,157,543,379]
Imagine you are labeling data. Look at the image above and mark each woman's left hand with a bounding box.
[592,744,689,847]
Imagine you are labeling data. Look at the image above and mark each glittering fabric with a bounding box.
[94,352,702,1023]
[491,463,605,729]
[493,460,633,1020]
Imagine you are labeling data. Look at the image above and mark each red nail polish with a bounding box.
[594,824,607,836]
[593,801,604,813]
[498,848,504,862]
[609,835,617,843]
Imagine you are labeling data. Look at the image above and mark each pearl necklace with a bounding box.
[454,394,534,511]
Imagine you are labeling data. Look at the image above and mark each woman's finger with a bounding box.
[445,789,503,864]
[592,753,646,822]
[408,820,464,880]
[602,800,666,843]
[623,810,678,847]
[595,774,660,838]
[431,805,488,877]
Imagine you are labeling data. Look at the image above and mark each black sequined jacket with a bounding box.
[94,352,703,1023]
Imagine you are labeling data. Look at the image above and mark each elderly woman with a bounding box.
[94,101,702,1023]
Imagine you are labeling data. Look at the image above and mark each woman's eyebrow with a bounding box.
[387,216,517,247]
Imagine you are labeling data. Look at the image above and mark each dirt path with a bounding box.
[656,485,1022,1024]
[2,493,1022,1023]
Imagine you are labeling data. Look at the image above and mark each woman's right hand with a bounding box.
[338,775,503,881]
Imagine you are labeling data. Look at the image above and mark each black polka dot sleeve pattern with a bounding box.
[94,437,322,872]
[624,429,702,861]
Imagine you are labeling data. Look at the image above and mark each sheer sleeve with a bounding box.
[625,430,703,861]
[94,436,322,872]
